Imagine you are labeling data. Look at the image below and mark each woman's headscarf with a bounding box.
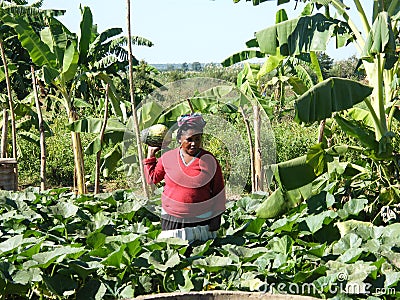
[176,113,206,141]
[177,113,206,129]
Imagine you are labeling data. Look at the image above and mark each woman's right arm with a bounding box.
[143,147,165,184]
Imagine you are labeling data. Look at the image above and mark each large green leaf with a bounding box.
[287,76,309,95]
[138,102,164,130]
[347,107,375,129]
[192,256,234,273]
[304,210,337,234]
[94,72,125,119]
[222,245,269,263]
[60,40,79,83]
[275,8,288,23]
[0,13,59,80]
[101,143,122,177]
[294,77,373,123]
[257,54,284,80]
[334,115,379,152]
[293,65,314,90]
[0,63,17,82]
[44,274,78,297]
[85,130,129,155]
[40,20,67,62]
[32,246,86,268]
[69,118,103,133]
[78,6,92,64]
[362,11,398,69]
[148,249,181,272]
[0,235,24,255]
[256,188,287,219]
[273,155,317,191]
[221,50,265,67]
[50,201,79,219]
[255,183,312,219]
[306,143,329,176]
[255,13,349,56]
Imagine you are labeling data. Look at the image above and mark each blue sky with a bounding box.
[39,0,371,64]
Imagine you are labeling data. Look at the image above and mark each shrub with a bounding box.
[272,119,319,163]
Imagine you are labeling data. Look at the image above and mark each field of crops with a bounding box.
[1,188,399,299]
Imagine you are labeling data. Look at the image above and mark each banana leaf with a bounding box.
[0,63,17,82]
[361,12,398,69]
[255,13,351,56]
[334,115,379,152]
[0,13,59,81]
[101,144,122,178]
[60,40,78,83]
[69,118,125,134]
[347,107,375,129]
[273,155,317,191]
[256,183,313,219]
[78,6,92,64]
[221,50,265,67]
[294,77,373,123]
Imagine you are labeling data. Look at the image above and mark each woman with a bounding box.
[143,113,226,242]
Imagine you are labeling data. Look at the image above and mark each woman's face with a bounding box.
[179,129,202,156]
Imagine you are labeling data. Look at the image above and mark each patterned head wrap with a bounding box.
[177,113,206,128]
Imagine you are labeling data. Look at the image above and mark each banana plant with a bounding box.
[228,0,400,218]
[0,6,85,193]
[0,5,152,193]
[76,22,153,115]
[0,1,48,161]
[234,0,399,140]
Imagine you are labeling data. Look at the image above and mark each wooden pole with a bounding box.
[239,107,255,193]
[95,84,109,194]
[187,98,195,113]
[0,39,18,189]
[253,104,263,191]
[31,66,46,191]
[126,0,149,198]
[1,109,8,158]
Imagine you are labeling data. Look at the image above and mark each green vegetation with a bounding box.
[1,188,399,299]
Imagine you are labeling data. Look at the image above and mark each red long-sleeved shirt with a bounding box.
[143,148,226,219]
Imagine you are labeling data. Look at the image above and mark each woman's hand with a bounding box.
[147,146,161,158]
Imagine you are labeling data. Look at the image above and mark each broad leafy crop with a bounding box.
[0,189,399,299]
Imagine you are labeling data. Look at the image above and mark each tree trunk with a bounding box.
[95,84,110,194]
[318,119,326,143]
[71,128,86,194]
[31,66,46,191]
[60,88,86,194]
[1,109,8,158]
[239,107,255,193]
[253,104,263,191]
[0,39,18,188]
[126,0,149,198]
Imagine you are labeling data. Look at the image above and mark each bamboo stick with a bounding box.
[31,66,46,191]
[95,84,110,194]
[126,0,149,198]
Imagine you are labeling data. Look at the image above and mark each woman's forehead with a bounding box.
[181,129,203,138]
